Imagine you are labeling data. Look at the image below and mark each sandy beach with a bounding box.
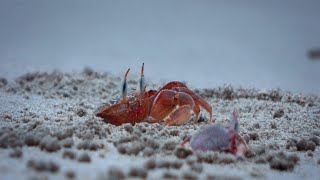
[0,69,320,180]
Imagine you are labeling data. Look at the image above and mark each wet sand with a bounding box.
[0,69,319,180]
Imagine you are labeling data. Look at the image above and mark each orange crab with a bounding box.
[96,63,212,126]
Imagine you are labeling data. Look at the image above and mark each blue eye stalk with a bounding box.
[121,68,130,101]
[121,63,145,101]
[231,110,239,133]
[140,63,145,93]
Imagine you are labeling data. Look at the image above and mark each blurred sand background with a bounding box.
[0,0,320,94]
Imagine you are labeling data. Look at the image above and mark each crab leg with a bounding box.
[174,87,213,123]
[181,136,192,146]
[193,103,200,123]
[235,137,249,160]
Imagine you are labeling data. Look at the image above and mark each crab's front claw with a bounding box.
[145,89,196,126]
[171,86,213,123]
[164,105,193,126]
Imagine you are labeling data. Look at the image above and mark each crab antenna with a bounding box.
[231,110,239,133]
[121,68,130,99]
[139,63,145,93]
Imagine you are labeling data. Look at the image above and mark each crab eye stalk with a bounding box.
[139,63,145,93]
[231,110,239,133]
[121,68,130,101]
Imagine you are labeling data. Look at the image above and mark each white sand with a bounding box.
[0,70,319,180]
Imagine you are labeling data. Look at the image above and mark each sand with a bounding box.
[0,68,320,180]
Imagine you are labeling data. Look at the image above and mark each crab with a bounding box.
[96,63,212,126]
[181,111,248,158]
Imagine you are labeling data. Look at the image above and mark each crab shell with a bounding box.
[95,88,155,125]
[190,125,232,152]
[183,111,248,158]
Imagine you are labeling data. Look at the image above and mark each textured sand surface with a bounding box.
[0,69,320,180]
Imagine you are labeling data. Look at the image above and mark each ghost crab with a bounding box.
[181,111,248,159]
[96,63,212,126]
